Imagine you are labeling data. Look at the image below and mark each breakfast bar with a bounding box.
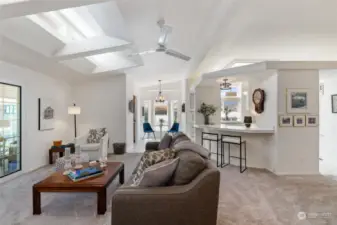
[194,124,275,171]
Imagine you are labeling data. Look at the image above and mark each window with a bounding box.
[153,101,169,132]
[170,100,179,123]
[142,100,151,123]
[221,85,242,122]
[0,83,21,178]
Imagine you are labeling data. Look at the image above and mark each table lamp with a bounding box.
[68,104,81,138]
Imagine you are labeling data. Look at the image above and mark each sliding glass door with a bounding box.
[0,83,21,178]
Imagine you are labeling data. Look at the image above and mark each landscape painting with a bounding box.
[287,89,309,113]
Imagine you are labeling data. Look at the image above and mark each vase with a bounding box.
[204,115,210,125]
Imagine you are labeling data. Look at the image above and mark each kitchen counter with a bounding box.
[194,124,274,134]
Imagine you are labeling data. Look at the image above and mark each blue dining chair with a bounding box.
[143,122,156,139]
[168,122,179,134]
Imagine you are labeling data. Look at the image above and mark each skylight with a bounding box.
[27,7,127,71]
[0,0,28,5]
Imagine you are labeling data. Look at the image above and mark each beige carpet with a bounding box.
[0,154,336,225]
[217,166,337,225]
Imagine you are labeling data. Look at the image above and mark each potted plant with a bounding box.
[223,106,233,121]
[197,103,217,125]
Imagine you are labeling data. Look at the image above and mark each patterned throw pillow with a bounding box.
[135,158,180,187]
[87,128,107,143]
[132,148,176,185]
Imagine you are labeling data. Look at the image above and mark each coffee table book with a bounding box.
[67,167,103,182]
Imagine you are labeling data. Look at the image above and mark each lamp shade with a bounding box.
[0,120,10,128]
[68,106,81,115]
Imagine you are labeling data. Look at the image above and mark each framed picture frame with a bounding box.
[319,83,324,95]
[331,94,337,113]
[306,115,318,127]
[38,98,55,131]
[293,115,306,127]
[286,89,309,113]
[279,115,293,127]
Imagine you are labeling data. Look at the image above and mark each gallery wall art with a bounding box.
[38,98,55,130]
[286,88,309,113]
[331,94,337,113]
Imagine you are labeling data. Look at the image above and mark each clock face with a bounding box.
[253,90,262,104]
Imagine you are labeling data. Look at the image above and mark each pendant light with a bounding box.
[220,78,232,90]
[155,80,165,103]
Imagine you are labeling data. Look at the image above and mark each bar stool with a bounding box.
[220,134,247,173]
[201,132,224,167]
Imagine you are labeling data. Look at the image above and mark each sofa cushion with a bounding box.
[174,141,211,159]
[135,158,179,187]
[87,128,107,143]
[170,150,206,185]
[169,132,190,148]
[80,143,100,151]
[133,148,176,184]
[158,133,172,150]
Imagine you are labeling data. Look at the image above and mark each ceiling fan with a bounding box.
[134,19,191,61]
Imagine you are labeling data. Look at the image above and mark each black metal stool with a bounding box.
[220,134,247,173]
[201,132,224,167]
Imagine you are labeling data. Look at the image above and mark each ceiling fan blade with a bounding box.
[137,49,157,55]
[165,49,191,61]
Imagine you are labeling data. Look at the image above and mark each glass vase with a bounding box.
[204,115,210,125]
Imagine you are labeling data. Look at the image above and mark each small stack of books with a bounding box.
[67,167,103,182]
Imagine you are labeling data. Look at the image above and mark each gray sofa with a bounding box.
[111,138,220,225]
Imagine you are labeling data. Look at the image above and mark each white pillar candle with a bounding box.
[65,147,71,158]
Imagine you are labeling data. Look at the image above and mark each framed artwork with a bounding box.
[306,115,318,127]
[287,89,309,113]
[154,105,168,115]
[38,98,55,130]
[293,115,306,127]
[279,115,293,127]
[181,103,185,113]
[319,83,324,95]
[331,94,337,113]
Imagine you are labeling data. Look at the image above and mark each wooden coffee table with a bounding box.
[32,162,124,215]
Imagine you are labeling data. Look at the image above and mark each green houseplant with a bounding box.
[197,103,217,125]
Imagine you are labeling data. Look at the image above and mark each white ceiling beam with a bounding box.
[0,0,113,20]
[53,36,132,61]
[0,36,83,82]
[92,64,141,75]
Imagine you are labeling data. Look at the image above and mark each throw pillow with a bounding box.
[132,148,176,184]
[173,141,211,159]
[169,132,190,148]
[87,128,107,143]
[158,133,172,150]
[170,150,206,185]
[135,158,179,187]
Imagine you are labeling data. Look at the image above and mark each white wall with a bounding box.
[195,86,221,125]
[73,75,127,153]
[125,75,134,151]
[0,62,72,183]
[319,70,337,175]
[276,69,319,175]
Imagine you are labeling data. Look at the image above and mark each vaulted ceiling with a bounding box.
[1,0,337,85]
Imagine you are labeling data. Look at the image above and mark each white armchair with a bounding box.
[75,132,109,161]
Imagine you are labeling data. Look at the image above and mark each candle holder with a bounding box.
[74,144,83,169]
[244,116,253,128]
[63,147,72,175]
